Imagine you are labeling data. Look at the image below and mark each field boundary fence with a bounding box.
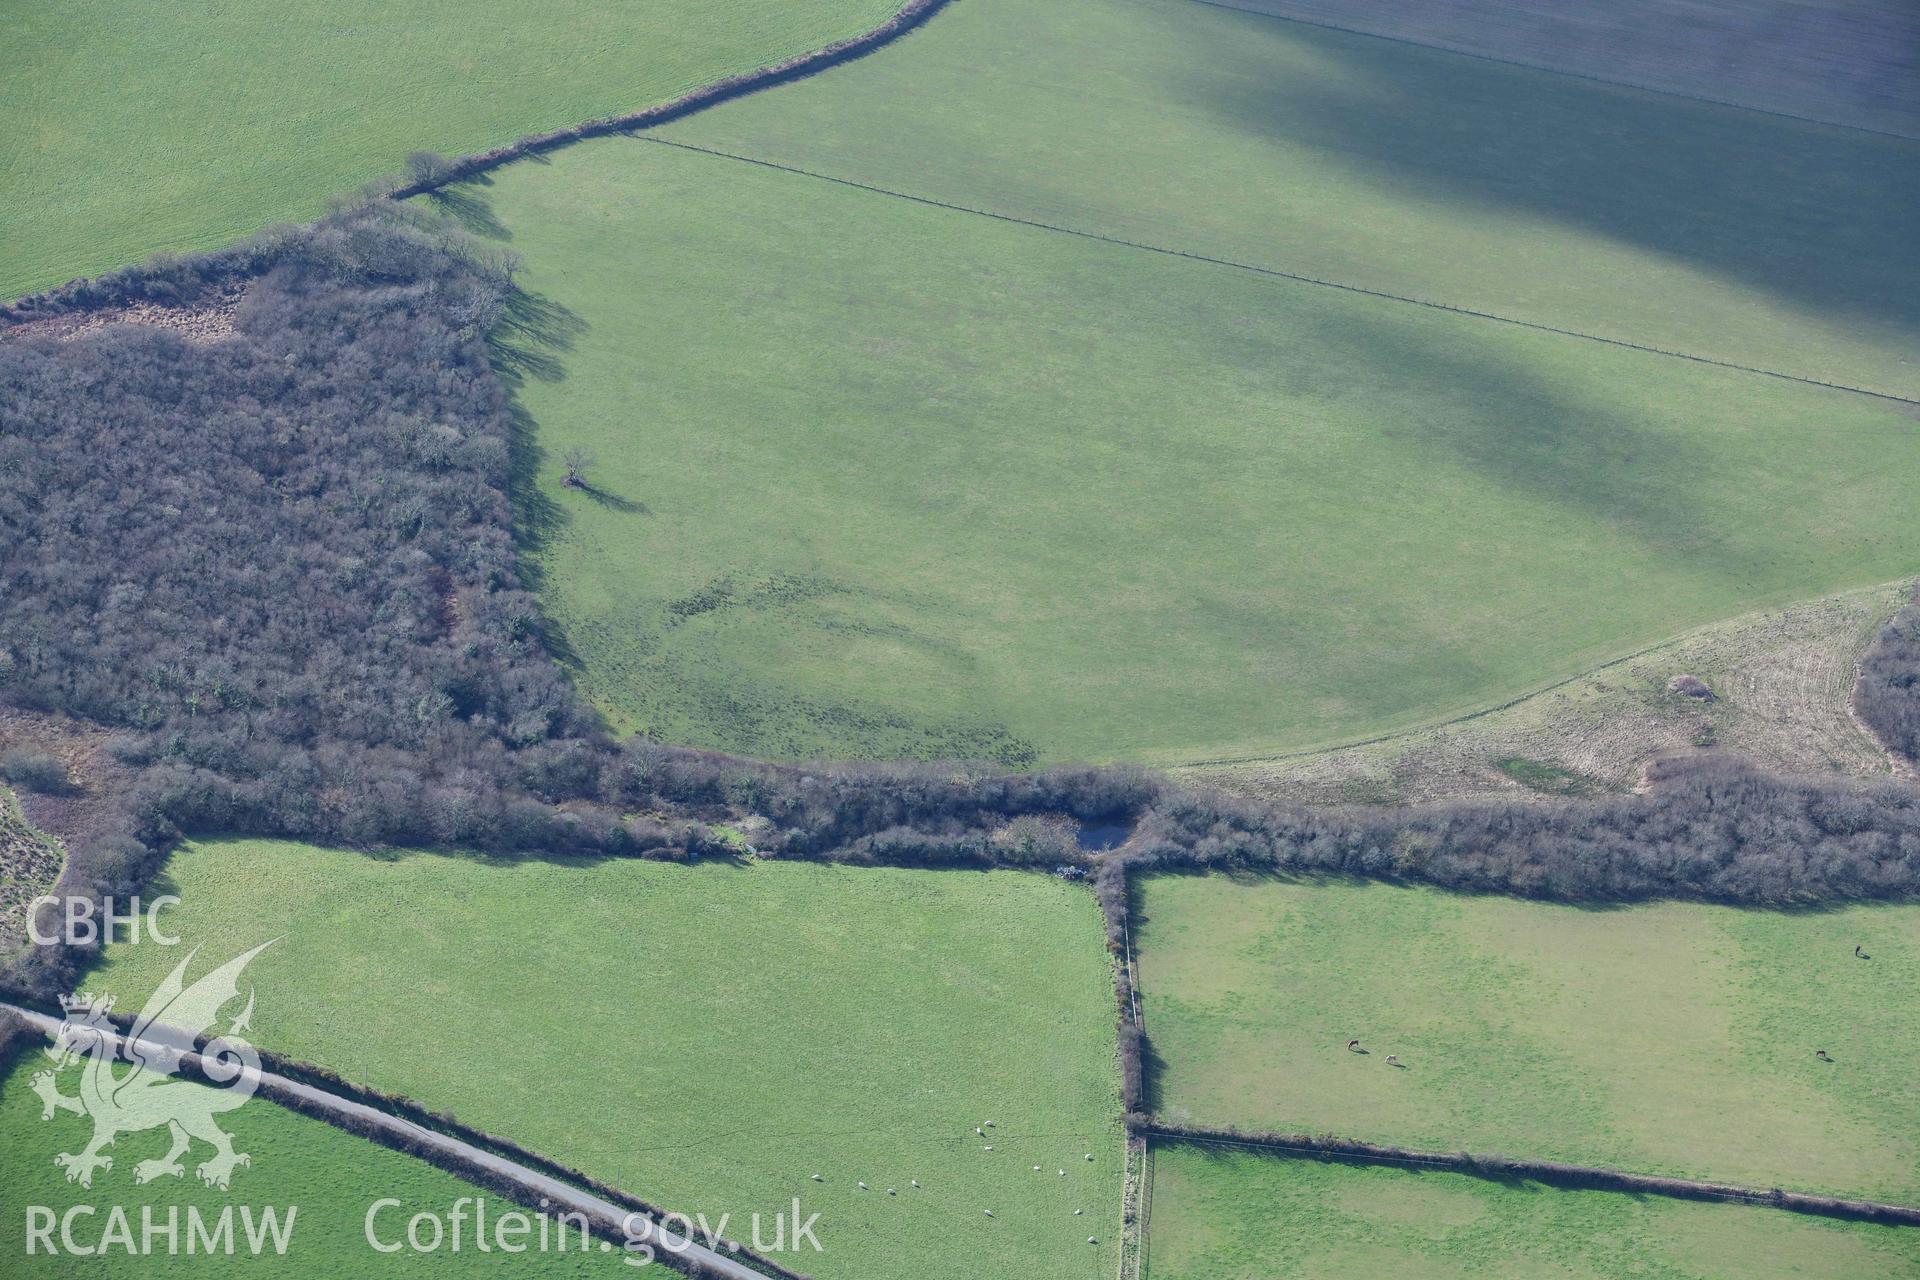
[1137,1121,1920,1228]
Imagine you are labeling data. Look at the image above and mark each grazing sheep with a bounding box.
[1033,1165,1042,1172]
[888,1188,896,1196]
[1058,1169,1066,1176]
[1088,1236,1098,1244]
[976,1127,985,1137]
[1348,1039,1362,1053]
[983,1209,994,1218]
[985,1145,994,1151]
[810,1174,822,1182]
[1073,1209,1083,1216]
[1856,945,1871,960]
[1084,1153,1094,1161]
[911,1180,920,1188]
[1815,1049,1834,1062]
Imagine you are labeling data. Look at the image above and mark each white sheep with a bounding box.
[810,1174,822,1182]
[910,1179,920,1188]
[857,1181,868,1190]
[983,1209,994,1218]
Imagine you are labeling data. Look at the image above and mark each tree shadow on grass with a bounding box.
[1140,1031,1173,1115]
[491,286,585,388]
[1175,7,1920,344]
[566,480,650,515]
[403,178,605,701]
[425,182,512,242]
[488,288,588,681]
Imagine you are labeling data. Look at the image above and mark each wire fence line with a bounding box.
[640,136,1920,408]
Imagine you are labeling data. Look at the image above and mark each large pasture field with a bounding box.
[1134,875,1920,1203]
[0,0,900,300]
[83,840,1124,1280]
[657,0,1920,397]
[1143,1144,1920,1279]
[0,1054,624,1275]
[465,127,1920,765]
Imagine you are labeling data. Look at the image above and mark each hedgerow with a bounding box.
[1856,591,1920,766]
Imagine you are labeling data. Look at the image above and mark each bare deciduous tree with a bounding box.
[561,446,597,489]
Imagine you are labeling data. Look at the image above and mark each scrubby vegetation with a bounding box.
[0,789,63,953]
[0,748,69,795]
[0,215,676,993]
[1856,593,1920,766]
[2,220,573,784]
[1189,582,1909,807]
[1,220,600,853]
[1126,755,1920,903]
[652,748,1920,906]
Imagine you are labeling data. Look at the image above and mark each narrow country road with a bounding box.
[4,1002,769,1279]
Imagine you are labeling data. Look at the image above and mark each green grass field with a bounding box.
[656,0,1920,398]
[81,839,1124,1280]
[0,0,900,300]
[461,127,1920,765]
[0,1053,624,1275]
[1143,1144,1920,1279]
[1134,875,1920,1203]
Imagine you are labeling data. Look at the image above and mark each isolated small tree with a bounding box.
[560,447,598,489]
[405,151,454,186]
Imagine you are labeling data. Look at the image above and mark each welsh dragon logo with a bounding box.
[31,941,276,1190]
